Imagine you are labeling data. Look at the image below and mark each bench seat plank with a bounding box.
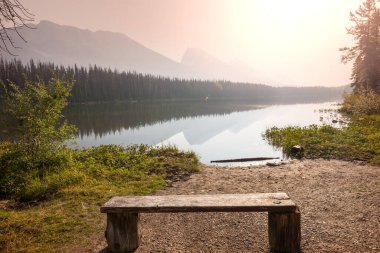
[100,192,296,213]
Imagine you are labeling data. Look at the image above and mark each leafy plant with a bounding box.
[264,115,380,165]
[340,89,380,115]
[1,76,76,164]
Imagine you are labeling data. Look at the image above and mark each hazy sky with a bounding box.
[21,0,362,86]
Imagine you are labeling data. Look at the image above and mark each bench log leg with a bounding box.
[105,212,139,253]
[268,207,301,253]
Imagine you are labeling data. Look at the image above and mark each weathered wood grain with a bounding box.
[268,207,301,253]
[100,193,296,213]
[105,212,139,253]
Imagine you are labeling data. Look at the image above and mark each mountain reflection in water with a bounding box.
[65,99,340,165]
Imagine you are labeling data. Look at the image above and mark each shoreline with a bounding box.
[90,158,380,253]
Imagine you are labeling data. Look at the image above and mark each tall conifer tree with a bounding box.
[341,0,380,93]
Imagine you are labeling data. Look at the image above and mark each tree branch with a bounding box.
[0,0,34,55]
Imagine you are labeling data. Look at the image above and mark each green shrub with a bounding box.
[20,169,86,201]
[340,89,380,115]
[0,142,75,199]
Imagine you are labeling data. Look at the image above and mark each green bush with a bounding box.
[0,143,76,200]
[340,89,380,115]
[0,75,77,169]
[20,168,86,201]
[0,75,80,200]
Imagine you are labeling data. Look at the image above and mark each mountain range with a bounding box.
[2,20,274,84]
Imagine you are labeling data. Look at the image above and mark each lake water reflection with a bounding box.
[65,100,340,165]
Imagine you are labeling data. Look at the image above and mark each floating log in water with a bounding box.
[211,157,280,163]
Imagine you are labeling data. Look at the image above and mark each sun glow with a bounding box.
[220,0,359,85]
[227,1,337,47]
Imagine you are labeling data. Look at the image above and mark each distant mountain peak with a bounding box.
[37,20,56,26]
[181,48,224,66]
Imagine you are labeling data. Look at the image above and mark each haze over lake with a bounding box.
[66,99,341,165]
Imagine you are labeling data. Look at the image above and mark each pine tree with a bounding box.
[341,0,380,93]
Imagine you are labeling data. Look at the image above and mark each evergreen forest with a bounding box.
[0,58,346,103]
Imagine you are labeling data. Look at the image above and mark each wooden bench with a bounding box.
[100,193,301,253]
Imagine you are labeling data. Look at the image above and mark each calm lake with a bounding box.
[65,100,341,166]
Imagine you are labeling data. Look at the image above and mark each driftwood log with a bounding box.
[101,193,301,253]
[210,157,280,163]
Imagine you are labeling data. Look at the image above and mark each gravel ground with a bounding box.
[93,159,380,253]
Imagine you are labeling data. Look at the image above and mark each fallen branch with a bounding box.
[211,157,279,163]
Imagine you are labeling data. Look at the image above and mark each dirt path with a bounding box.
[93,159,380,253]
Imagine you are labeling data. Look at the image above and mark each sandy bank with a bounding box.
[92,159,380,253]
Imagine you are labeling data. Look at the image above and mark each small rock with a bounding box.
[291,145,303,154]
